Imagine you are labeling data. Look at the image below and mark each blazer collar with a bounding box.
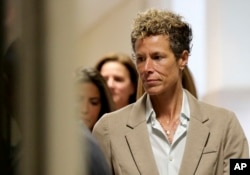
[127,90,209,126]
[127,93,148,128]
[186,89,209,123]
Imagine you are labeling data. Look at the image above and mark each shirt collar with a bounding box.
[145,90,190,123]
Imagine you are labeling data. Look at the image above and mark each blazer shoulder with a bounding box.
[199,100,235,115]
[186,91,237,123]
[93,103,136,130]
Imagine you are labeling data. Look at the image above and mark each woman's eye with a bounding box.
[153,55,162,60]
[137,57,142,62]
[114,76,124,82]
[90,98,100,105]
[136,56,145,63]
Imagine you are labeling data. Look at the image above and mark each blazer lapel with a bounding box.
[125,94,159,175]
[179,117,210,175]
[179,91,210,175]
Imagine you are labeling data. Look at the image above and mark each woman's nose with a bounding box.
[144,57,154,72]
[107,78,115,88]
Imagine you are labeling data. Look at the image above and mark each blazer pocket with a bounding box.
[202,146,218,154]
[196,147,218,175]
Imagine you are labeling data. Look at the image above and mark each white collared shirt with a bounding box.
[145,90,190,175]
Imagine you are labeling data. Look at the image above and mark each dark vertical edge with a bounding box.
[35,0,47,174]
[0,0,11,174]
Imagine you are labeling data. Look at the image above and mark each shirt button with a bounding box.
[169,157,173,161]
[151,121,155,126]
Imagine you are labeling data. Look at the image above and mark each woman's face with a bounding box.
[100,61,135,109]
[78,82,101,130]
[134,35,187,96]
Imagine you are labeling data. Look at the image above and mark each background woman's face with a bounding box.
[79,82,101,130]
[100,61,134,109]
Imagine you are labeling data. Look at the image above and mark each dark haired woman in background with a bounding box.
[76,67,115,131]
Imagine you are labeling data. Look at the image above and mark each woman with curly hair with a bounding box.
[93,9,248,175]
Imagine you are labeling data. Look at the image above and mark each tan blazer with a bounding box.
[93,90,249,175]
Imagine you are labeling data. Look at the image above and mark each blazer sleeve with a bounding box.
[222,111,249,174]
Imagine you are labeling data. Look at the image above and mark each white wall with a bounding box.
[77,0,145,68]
[204,0,250,149]
[207,0,250,90]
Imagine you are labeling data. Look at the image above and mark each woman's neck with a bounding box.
[150,88,183,121]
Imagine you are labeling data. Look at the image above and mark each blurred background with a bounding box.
[1,0,250,174]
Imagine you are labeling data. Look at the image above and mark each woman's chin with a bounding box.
[145,88,162,96]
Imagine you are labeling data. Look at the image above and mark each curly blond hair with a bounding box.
[131,9,192,58]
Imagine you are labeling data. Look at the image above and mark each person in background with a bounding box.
[137,66,197,99]
[93,9,249,175]
[75,67,115,131]
[1,0,21,174]
[95,52,138,110]
[80,122,112,175]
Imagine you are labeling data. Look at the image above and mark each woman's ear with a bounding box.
[178,50,189,70]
